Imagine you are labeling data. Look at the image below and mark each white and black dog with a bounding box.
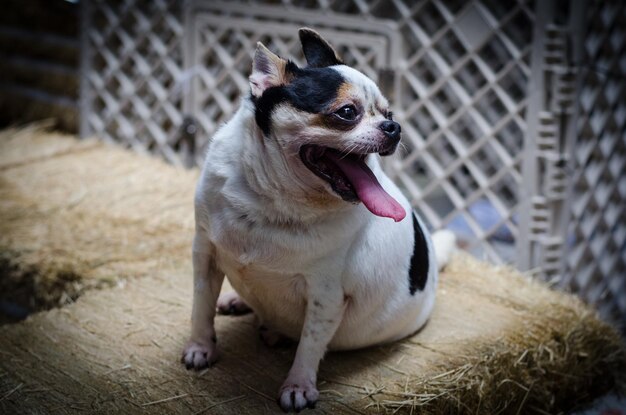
[182,28,455,412]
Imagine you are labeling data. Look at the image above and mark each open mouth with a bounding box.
[299,145,406,222]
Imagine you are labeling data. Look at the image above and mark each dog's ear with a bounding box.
[250,42,291,97]
[299,28,343,68]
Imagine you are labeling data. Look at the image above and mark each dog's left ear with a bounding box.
[299,28,343,68]
[250,42,291,98]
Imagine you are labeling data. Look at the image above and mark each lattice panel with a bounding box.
[81,0,625,324]
[386,1,533,264]
[215,0,535,264]
[561,0,626,327]
[81,0,186,165]
[82,0,533,263]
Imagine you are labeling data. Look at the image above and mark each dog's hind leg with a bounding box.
[217,291,252,315]
[432,229,457,270]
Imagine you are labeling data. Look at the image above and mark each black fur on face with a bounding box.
[253,62,345,136]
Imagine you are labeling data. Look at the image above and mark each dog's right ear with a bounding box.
[249,42,290,98]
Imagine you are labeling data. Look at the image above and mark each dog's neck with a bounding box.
[235,99,352,226]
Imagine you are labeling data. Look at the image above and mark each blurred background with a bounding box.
[0,0,624,330]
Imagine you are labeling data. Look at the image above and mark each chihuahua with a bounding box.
[182,28,455,412]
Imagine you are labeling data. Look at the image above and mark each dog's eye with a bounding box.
[335,105,358,121]
[386,111,394,121]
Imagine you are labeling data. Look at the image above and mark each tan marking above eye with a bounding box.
[335,82,353,105]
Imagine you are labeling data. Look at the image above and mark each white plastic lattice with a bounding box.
[81,0,186,165]
[560,0,626,327]
[82,0,534,263]
[186,0,535,265]
[80,0,626,326]
[383,1,534,264]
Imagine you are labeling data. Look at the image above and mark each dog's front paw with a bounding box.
[181,338,218,370]
[278,377,318,412]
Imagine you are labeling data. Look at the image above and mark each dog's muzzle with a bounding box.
[379,120,401,156]
[299,144,406,222]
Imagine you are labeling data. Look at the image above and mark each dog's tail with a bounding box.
[431,230,456,270]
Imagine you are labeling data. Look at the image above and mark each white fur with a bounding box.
[182,60,454,412]
[432,229,456,269]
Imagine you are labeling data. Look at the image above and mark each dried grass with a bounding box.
[0,122,197,312]
[370,305,625,414]
[0,125,623,414]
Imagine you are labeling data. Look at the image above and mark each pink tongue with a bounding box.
[327,153,406,222]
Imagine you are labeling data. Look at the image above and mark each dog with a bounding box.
[182,28,456,412]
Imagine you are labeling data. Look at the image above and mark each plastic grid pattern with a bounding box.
[80,0,187,165]
[80,0,536,262]
[517,4,579,282]
[187,0,535,264]
[560,0,626,327]
[80,0,625,324]
[380,0,534,263]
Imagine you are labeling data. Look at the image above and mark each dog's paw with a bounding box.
[181,339,218,370]
[217,291,252,315]
[278,377,318,412]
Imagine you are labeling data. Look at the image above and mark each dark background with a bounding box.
[0,0,79,132]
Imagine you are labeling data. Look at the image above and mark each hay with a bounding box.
[367,256,626,414]
[0,123,198,312]
[0,125,624,414]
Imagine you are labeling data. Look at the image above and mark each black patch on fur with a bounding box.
[254,63,345,136]
[408,212,429,295]
[253,86,288,136]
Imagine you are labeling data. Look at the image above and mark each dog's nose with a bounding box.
[379,120,402,156]
[379,120,401,141]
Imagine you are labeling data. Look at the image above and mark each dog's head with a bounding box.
[248,28,405,222]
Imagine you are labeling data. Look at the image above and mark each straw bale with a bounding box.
[0,126,624,414]
[0,123,198,311]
